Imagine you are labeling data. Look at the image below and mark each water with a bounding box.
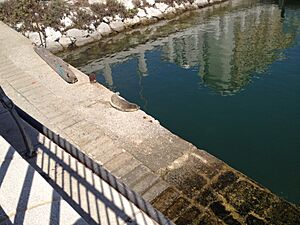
[60,0,300,204]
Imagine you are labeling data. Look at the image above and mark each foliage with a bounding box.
[126,8,138,18]
[43,0,69,29]
[73,0,90,7]
[0,0,68,46]
[72,9,96,29]
[90,0,128,19]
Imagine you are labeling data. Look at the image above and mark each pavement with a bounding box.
[0,136,88,225]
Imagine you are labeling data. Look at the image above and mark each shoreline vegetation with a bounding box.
[0,0,226,52]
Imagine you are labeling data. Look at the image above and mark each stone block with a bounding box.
[164,197,190,220]
[175,206,202,225]
[59,36,73,48]
[46,41,63,52]
[195,188,219,207]
[145,7,164,19]
[211,171,239,191]
[75,36,94,47]
[155,3,169,13]
[151,187,180,212]
[113,158,141,178]
[109,21,125,32]
[124,16,141,27]
[65,28,89,39]
[131,172,159,194]
[28,32,44,46]
[45,27,62,42]
[121,164,150,187]
[89,31,102,41]
[142,179,169,202]
[137,8,147,18]
[97,22,113,36]
[223,180,275,217]
[104,152,133,172]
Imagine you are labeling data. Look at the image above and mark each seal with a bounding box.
[110,93,140,112]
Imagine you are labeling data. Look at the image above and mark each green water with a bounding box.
[60,0,300,204]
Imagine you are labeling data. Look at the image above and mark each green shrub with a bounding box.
[0,0,68,46]
[72,9,96,29]
[91,0,128,19]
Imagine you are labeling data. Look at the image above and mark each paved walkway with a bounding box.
[0,136,88,225]
[0,21,300,225]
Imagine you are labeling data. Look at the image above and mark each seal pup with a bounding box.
[110,92,140,112]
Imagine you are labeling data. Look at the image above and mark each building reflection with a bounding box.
[161,4,297,94]
[78,1,299,95]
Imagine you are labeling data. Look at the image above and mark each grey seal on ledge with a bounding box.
[110,93,140,112]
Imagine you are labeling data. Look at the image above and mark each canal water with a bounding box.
[60,0,300,204]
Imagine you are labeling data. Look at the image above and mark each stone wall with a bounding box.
[24,0,226,52]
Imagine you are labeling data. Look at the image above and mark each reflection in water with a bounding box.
[138,51,148,76]
[67,1,299,96]
[161,4,296,94]
[103,60,113,87]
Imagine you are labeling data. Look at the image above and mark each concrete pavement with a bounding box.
[0,136,88,225]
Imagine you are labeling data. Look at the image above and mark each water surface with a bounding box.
[60,0,300,204]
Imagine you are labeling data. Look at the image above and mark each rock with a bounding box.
[46,41,63,52]
[165,6,176,14]
[155,3,169,13]
[65,28,89,39]
[194,0,208,7]
[97,22,112,36]
[109,20,125,32]
[145,0,155,6]
[121,0,135,10]
[178,3,186,10]
[60,16,73,28]
[89,23,96,31]
[28,32,44,46]
[173,2,178,8]
[184,1,192,9]
[191,2,200,9]
[15,22,23,30]
[114,14,123,21]
[75,36,94,47]
[124,16,141,27]
[137,8,147,18]
[145,7,163,19]
[59,36,73,48]
[45,27,62,42]
[89,31,102,41]
[103,16,113,23]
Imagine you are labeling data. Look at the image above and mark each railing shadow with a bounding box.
[0,119,150,225]
[28,134,139,225]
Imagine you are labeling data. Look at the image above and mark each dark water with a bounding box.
[60,0,300,204]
